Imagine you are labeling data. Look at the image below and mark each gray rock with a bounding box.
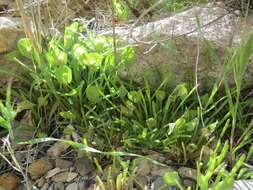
[101,2,253,90]
[66,182,78,190]
[0,17,27,90]
[54,182,65,190]
[0,0,13,6]
[151,177,179,190]
[178,167,197,181]
[135,158,151,176]
[0,17,24,53]
[229,180,253,190]
[75,156,95,176]
[40,183,49,190]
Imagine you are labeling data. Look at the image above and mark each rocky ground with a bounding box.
[1,1,253,190]
[0,134,198,190]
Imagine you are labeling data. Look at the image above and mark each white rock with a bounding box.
[45,168,62,179]
[101,3,253,90]
[0,17,24,53]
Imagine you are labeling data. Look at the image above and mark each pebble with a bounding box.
[54,182,65,190]
[66,182,78,190]
[135,158,151,176]
[0,173,20,190]
[151,177,179,190]
[51,172,78,182]
[75,156,95,176]
[28,157,53,179]
[55,158,73,169]
[47,141,71,157]
[36,177,45,188]
[178,167,197,181]
[46,168,62,179]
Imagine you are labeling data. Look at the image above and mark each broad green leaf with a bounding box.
[84,53,103,70]
[146,118,156,128]
[163,171,181,186]
[0,116,8,129]
[128,91,142,103]
[64,22,79,49]
[60,111,76,119]
[62,82,84,96]
[156,90,166,101]
[73,44,86,63]
[55,65,72,84]
[120,46,135,66]
[118,85,128,98]
[17,101,35,112]
[56,51,68,65]
[18,38,34,59]
[185,118,198,132]
[86,86,101,104]
[206,121,218,135]
[120,105,133,117]
[94,36,112,52]
[177,83,188,98]
[38,96,48,108]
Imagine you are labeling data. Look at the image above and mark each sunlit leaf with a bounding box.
[128,91,142,103]
[60,111,76,119]
[86,86,101,104]
[55,65,72,84]
[18,38,34,59]
[84,53,103,70]
[38,96,48,108]
[163,171,181,186]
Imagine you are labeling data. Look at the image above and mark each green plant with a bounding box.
[163,140,246,190]
[93,158,136,190]
[7,22,134,139]
[0,83,17,141]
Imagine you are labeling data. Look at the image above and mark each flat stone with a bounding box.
[75,156,95,176]
[0,17,24,53]
[135,158,151,176]
[148,152,167,162]
[47,140,71,157]
[0,173,20,190]
[45,168,62,179]
[28,157,53,180]
[178,167,197,181]
[51,172,78,182]
[55,158,73,169]
[54,182,65,190]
